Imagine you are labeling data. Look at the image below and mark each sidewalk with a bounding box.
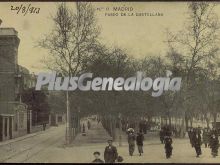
[71,120,111,146]
[0,126,56,147]
[0,124,65,163]
[2,119,220,163]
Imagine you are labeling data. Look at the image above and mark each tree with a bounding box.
[166,2,220,129]
[39,2,100,76]
[38,2,100,143]
[21,88,50,125]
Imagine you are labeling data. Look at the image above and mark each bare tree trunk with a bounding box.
[65,90,72,144]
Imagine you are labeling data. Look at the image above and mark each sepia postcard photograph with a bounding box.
[0,1,220,163]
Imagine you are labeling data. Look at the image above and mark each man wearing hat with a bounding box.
[104,138,118,163]
[127,130,136,156]
[92,151,104,163]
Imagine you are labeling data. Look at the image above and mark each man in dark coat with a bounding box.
[160,129,165,144]
[188,127,193,147]
[127,131,136,156]
[164,135,173,159]
[87,120,91,130]
[92,151,104,163]
[143,120,148,134]
[209,133,219,157]
[136,131,144,156]
[104,139,118,163]
[139,120,144,133]
[192,128,202,157]
[203,128,209,148]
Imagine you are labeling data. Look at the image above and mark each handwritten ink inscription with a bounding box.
[11,4,40,16]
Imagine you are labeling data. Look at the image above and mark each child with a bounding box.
[92,151,104,163]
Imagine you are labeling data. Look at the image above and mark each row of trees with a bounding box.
[38,2,220,139]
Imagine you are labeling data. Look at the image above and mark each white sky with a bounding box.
[0,2,220,73]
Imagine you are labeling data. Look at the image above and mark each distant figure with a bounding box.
[143,120,148,134]
[203,128,209,148]
[209,134,219,157]
[82,123,86,136]
[82,123,85,132]
[88,120,91,130]
[188,127,193,147]
[188,128,194,147]
[138,120,144,133]
[164,135,173,159]
[104,139,118,163]
[160,129,165,144]
[0,19,2,26]
[43,123,46,131]
[92,151,104,163]
[136,131,144,156]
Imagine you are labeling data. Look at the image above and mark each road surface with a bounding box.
[0,120,220,163]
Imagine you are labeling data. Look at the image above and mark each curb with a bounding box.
[0,127,53,147]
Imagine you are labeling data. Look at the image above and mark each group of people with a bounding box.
[127,128,145,156]
[121,119,151,134]
[92,139,123,163]
[127,126,173,159]
[160,125,184,139]
[82,119,92,136]
[92,122,220,163]
[188,127,219,158]
[160,125,220,159]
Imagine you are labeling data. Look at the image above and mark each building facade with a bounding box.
[0,28,31,141]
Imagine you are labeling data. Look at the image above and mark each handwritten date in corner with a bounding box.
[11,4,40,16]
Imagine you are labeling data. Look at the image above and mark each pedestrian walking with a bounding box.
[88,120,91,130]
[104,139,118,163]
[209,134,219,157]
[127,129,136,156]
[43,123,46,131]
[82,123,86,136]
[188,127,193,147]
[83,123,85,131]
[173,127,177,138]
[136,131,144,156]
[203,128,209,148]
[92,151,104,163]
[159,129,164,144]
[192,128,202,158]
[164,135,173,159]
